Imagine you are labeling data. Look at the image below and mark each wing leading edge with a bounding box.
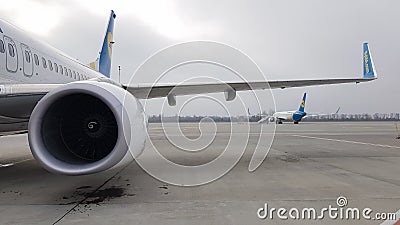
[126,77,375,99]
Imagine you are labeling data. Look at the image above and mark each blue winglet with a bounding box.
[99,10,116,78]
[363,43,377,79]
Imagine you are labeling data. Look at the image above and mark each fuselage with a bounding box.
[274,110,307,122]
[0,18,104,85]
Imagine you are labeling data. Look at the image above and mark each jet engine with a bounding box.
[28,81,146,175]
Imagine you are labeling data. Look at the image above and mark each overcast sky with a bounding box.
[0,0,398,115]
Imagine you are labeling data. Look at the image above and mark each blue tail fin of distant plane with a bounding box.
[363,43,377,79]
[90,10,116,78]
[298,93,306,112]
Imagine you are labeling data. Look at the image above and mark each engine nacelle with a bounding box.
[28,81,146,175]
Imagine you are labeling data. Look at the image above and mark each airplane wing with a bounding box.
[2,77,374,104]
[125,77,375,100]
[258,114,289,124]
[1,43,377,101]
[305,106,341,118]
[258,116,272,124]
[126,42,377,103]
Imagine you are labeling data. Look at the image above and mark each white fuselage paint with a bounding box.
[274,111,295,122]
[0,19,104,85]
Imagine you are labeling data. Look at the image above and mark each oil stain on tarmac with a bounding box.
[62,185,135,206]
[59,184,136,215]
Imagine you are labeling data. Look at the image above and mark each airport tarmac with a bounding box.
[0,122,399,225]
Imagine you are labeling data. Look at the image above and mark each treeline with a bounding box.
[148,115,262,123]
[148,114,400,123]
[304,113,400,121]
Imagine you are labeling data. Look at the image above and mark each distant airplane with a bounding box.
[258,93,340,124]
[0,10,377,175]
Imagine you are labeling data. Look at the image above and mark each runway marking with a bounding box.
[292,135,400,149]
[0,159,31,167]
[0,163,13,168]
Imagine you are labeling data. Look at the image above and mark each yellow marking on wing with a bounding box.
[364,51,370,74]
[89,62,96,70]
[107,32,113,59]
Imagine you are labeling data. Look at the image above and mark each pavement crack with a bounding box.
[52,163,132,225]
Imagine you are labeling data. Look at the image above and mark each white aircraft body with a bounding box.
[258,93,340,124]
[0,11,377,175]
[269,111,304,124]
